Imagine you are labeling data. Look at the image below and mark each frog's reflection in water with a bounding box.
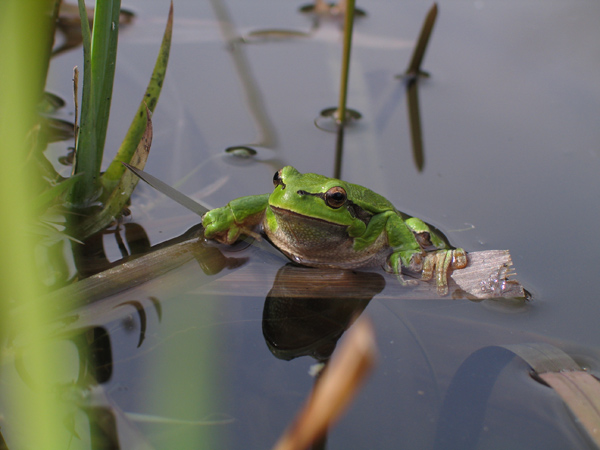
[262,264,384,362]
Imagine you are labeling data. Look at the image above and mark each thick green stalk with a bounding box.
[91,0,121,168]
[71,0,96,205]
[71,0,121,206]
[0,0,70,447]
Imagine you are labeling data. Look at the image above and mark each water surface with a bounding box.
[45,1,600,448]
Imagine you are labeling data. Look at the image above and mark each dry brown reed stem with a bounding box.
[272,318,377,450]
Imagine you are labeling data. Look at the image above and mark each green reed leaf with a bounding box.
[101,1,173,195]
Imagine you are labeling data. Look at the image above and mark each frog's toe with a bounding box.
[388,252,419,287]
[397,274,419,287]
[389,249,465,294]
[420,249,468,296]
[451,248,468,269]
[420,253,435,281]
[434,252,451,296]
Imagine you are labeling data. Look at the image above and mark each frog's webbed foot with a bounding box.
[208,225,262,245]
[202,208,263,245]
[420,248,468,296]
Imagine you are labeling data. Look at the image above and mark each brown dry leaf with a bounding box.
[539,371,600,447]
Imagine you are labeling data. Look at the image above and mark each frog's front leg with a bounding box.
[404,217,468,295]
[202,194,269,244]
[360,212,424,285]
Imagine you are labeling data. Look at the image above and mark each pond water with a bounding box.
[44,0,600,448]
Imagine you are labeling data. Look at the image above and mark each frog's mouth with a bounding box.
[269,205,342,226]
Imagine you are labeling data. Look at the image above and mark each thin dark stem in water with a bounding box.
[336,0,356,124]
[72,67,79,157]
[334,125,345,180]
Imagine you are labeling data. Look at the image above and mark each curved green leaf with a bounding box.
[101,1,173,195]
[75,111,152,240]
[34,174,82,212]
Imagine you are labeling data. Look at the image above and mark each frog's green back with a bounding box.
[293,167,399,215]
[344,179,398,214]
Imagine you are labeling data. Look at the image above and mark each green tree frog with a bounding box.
[202,166,467,295]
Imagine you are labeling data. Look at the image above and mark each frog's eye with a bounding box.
[325,186,347,209]
[273,169,285,189]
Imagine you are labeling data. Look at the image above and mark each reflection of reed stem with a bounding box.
[405,3,437,77]
[336,0,356,124]
[406,80,424,171]
[209,0,278,148]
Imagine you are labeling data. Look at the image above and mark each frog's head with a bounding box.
[268,166,368,234]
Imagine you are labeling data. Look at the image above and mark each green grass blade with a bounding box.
[70,0,97,206]
[101,1,173,194]
[75,111,153,240]
[91,0,121,168]
[71,0,121,207]
[34,174,82,212]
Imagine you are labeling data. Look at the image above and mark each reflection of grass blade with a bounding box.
[102,1,173,194]
[406,80,425,171]
[116,300,147,347]
[209,0,278,148]
[75,110,152,240]
[334,125,344,179]
[405,3,438,76]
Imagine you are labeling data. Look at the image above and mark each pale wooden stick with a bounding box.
[272,319,376,450]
